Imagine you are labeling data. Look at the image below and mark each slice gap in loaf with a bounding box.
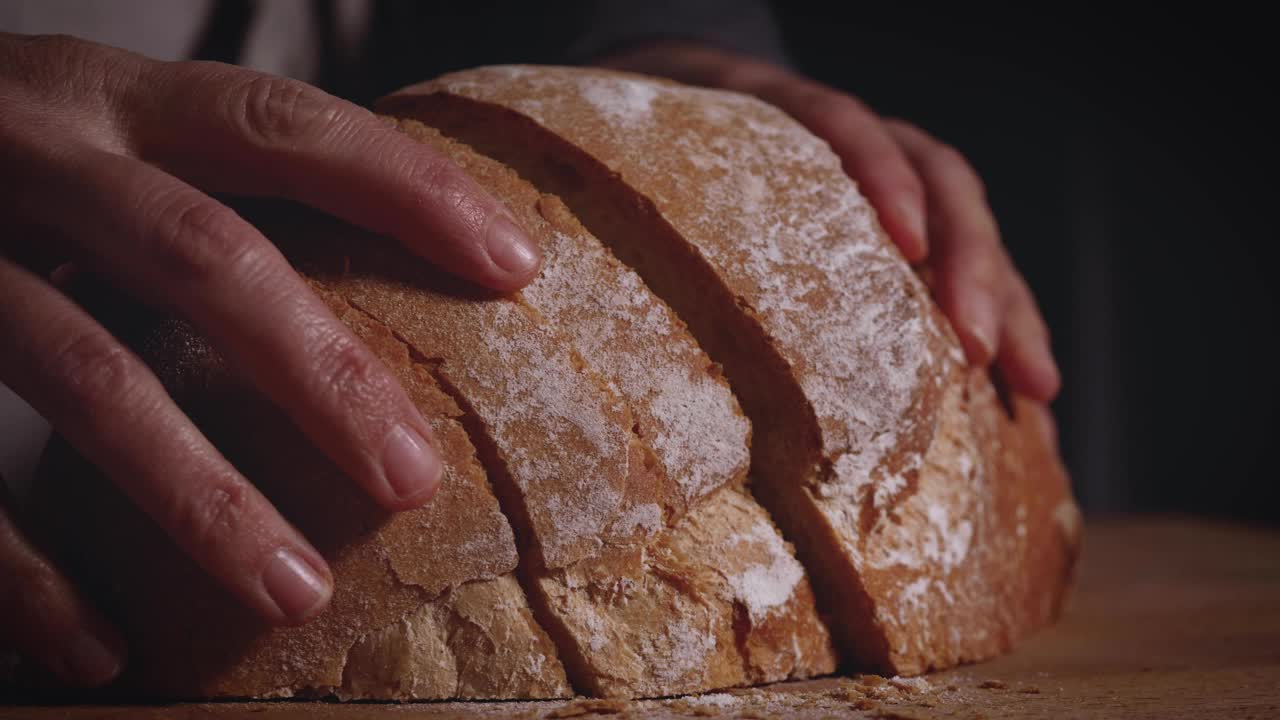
[268,201,822,698]
[375,119,837,697]
[336,299,601,697]
[378,92,862,655]
[333,192,835,700]
[320,290,571,700]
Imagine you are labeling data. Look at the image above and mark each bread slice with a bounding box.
[380,65,1081,674]
[534,485,835,698]
[269,212,661,574]
[394,120,752,518]
[380,120,833,696]
[34,294,569,699]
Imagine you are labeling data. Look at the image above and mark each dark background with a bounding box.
[769,6,1278,524]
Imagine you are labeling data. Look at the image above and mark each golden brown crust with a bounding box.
[532,487,836,699]
[385,118,832,698]
[392,119,752,521]
[382,66,953,508]
[381,65,1080,675]
[254,208,657,572]
[339,575,567,700]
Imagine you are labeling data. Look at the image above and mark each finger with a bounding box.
[49,262,80,288]
[0,258,332,624]
[1015,398,1061,455]
[129,63,540,290]
[760,82,928,261]
[887,120,1004,366]
[20,146,443,511]
[0,481,125,687]
[997,274,1061,402]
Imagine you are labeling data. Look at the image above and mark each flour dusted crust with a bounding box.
[389,119,747,520]
[393,120,752,518]
[267,214,659,572]
[536,487,835,698]
[386,65,954,486]
[382,65,1080,674]
[339,575,565,699]
[386,120,833,695]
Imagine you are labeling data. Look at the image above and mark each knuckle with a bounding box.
[9,34,93,76]
[970,251,1008,293]
[313,332,393,404]
[801,86,864,120]
[23,568,63,612]
[888,167,926,203]
[172,479,254,557]
[227,74,344,148]
[946,244,1005,302]
[924,143,969,175]
[46,332,144,413]
[3,34,141,106]
[0,564,60,615]
[926,143,986,197]
[402,151,489,224]
[883,117,920,136]
[148,191,263,286]
[403,151,465,203]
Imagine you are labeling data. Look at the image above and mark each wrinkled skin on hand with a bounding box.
[0,32,541,687]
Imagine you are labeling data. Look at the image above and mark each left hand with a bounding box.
[595,43,1061,404]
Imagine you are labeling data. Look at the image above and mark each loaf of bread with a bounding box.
[380,65,1082,675]
[29,65,1078,700]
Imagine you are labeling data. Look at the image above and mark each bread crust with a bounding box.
[381,65,1080,675]
[384,119,835,696]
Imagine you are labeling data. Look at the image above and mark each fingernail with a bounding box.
[966,324,996,366]
[897,197,927,259]
[962,298,999,366]
[263,548,331,621]
[1037,349,1063,401]
[382,423,443,503]
[485,216,540,276]
[1029,403,1061,450]
[62,631,123,686]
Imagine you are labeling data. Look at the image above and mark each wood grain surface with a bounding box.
[4,516,1278,718]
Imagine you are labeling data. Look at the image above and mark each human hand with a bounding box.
[595,43,1061,403]
[0,33,541,687]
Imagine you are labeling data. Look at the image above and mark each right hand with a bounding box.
[0,33,541,687]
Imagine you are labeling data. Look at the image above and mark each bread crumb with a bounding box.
[978,679,1008,690]
[889,676,931,694]
[872,708,931,720]
[545,698,630,717]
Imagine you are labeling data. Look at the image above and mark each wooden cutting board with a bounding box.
[4,516,1278,719]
